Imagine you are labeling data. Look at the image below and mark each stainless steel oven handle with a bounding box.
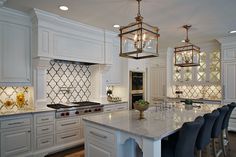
[90,131,107,139]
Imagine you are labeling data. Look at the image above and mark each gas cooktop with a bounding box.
[47,101,103,118]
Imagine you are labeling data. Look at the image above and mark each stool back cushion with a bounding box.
[175,116,204,157]
[222,102,236,129]
[196,110,220,150]
[211,106,229,138]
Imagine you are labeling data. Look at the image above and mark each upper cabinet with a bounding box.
[218,36,236,103]
[103,34,124,85]
[32,9,108,64]
[171,42,221,85]
[0,8,31,86]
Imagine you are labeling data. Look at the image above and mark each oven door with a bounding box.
[131,93,144,109]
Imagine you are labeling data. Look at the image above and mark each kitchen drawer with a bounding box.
[56,118,80,132]
[36,135,54,149]
[115,103,128,111]
[103,106,115,112]
[56,130,80,145]
[36,113,54,124]
[87,126,115,145]
[1,117,31,129]
[36,124,54,136]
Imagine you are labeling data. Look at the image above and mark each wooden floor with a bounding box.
[47,132,236,157]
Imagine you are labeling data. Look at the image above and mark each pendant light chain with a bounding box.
[137,0,141,17]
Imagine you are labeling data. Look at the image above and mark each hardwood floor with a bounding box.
[47,132,236,157]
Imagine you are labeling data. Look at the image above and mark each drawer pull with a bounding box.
[61,134,77,139]
[41,140,49,144]
[41,118,49,121]
[8,122,24,125]
[61,122,76,126]
[42,128,49,131]
[90,131,107,139]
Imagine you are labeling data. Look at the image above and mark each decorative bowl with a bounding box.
[134,100,149,119]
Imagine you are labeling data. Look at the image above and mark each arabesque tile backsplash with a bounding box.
[0,87,32,111]
[174,85,221,100]
[47,60,91,104]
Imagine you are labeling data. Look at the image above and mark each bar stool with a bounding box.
[162,116,204,157]
[221,102,236,156]
[211,106,229,157]
[195,110,220,157]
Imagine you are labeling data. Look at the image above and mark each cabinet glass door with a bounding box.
[209,51,220,83]
[197,52,207,82]
[183,67,192,82]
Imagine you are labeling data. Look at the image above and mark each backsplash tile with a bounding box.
[0,87,31,111]
[47,60,91,104]
[174,85,221,100]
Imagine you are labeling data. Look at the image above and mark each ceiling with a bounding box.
[4,0,236,49]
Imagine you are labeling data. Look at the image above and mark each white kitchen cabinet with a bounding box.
[218,36,236,131]
[171,42,220,86]
[86,139,115,157]
[0,115,32,157]
[103,102,129,113]
[0,21,31,85]
[85,124,116,157]
[150,66,166,101]
[222,62,236,102]
[34,112,55,151]
[104,43,123,85]
[1,127,31,157]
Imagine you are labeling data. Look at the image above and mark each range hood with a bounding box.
[53,59,98,65]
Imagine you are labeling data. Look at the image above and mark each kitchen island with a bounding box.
[83,103,221,157]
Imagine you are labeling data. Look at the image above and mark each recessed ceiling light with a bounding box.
[113,24,120,28]
[59,5,69,11]
[229,30,236,34]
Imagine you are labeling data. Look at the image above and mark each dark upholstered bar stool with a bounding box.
[195,110,220,157]
[211,106,229,157]
[221,102,236,156]
[162,116,204,157]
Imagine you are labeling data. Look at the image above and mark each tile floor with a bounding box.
[47,132,236,157]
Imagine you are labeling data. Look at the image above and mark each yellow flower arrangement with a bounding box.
[16,92,25,108]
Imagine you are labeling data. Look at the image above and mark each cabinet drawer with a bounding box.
[36,124,54,136]
[36,114,54,124]
[36,135,54,149]
[115,103,128,111]
[1,117,31,129]
[56,118,80,132]
[56,130,80,145]
[87,126,115,145]
[103,106,114,113]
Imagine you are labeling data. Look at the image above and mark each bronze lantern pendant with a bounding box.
[119,0,160,59]
[174,25,201,67]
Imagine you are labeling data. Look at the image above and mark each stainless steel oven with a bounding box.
[130,71,145,109]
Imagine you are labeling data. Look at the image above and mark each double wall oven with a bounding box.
[130,71,145,109]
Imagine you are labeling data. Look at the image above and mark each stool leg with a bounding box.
[221,132,226,157]
[197,150,202,157]
[212,138,217,157]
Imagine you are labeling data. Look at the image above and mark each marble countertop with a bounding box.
[167,97,221,103]
[0,106,55,117]
[83,103,222,140]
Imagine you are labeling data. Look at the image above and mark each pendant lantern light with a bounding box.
[174,25,201,67]
[119,0,160,59]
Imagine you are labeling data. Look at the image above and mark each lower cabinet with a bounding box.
[1,127,31,157]
[87,140,115,157]
[85,125,116,157]
[0,115,32,157]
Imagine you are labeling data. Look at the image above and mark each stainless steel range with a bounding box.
[47,101,103,118]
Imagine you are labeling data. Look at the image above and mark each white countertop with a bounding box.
[83,103,222,140]
[0,106,55,117]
